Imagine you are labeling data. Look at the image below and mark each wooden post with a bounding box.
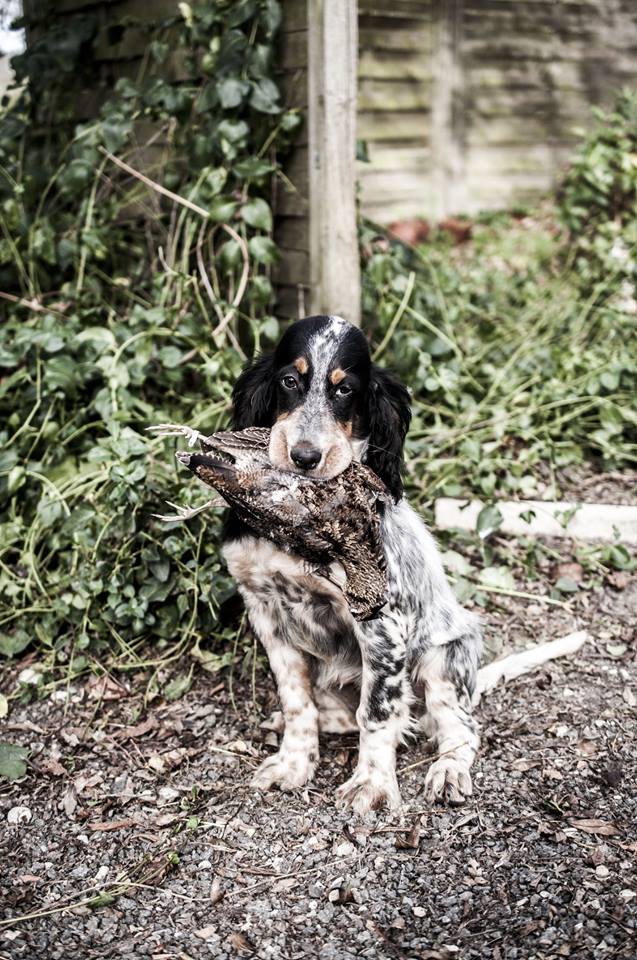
[307,0,360,326]
[430,0,465,219]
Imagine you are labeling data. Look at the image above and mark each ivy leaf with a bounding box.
[226,0,257,27]
[281,109,302,133]
[217,119,249,143]
[241,198,272,232]
[196,82,218,113]
[208,197,238,222]
[248,236,278,264]
[202,167,228,197]
[249,78,281,114]
[263,0,282,37]
[479,566,516,591]
[555,576,579,593]
[217,77,250,109]
[0,743,28,781]
[164,674,192,701]
[234,157,274,179]
[476,504,503,539]
[0,631,31,658]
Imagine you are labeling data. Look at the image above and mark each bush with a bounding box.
[0,1,296,674]
[557,88,637,286]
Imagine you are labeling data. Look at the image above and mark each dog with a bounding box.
[222,315,482,813]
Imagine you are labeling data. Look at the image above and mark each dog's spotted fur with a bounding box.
[222,315,482,813]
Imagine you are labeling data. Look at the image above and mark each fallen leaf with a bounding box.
[569,818,620,836]
[117,717,157,739]
[141,851,180,886]
[607,570,632,590]
[210,876,225,904]
[622,686,636,707]
[0,742,28,780]
[227,932,255,954]
[88,818,139,832]
[148,748,189,774]
[38,757,66,777]
[589,846,606,866]
[87,675,129,701]
[396,824,421,850]
[62,786,78,818]
[552,562,583,583]
[511,758,540,771]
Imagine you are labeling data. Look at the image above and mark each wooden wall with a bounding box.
[357,0,434,223]
[23,1,637,313]
[273,0,310,320]
[357,0,637,221]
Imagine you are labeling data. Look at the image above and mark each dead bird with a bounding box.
[159,425,390,620]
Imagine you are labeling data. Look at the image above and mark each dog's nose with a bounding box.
[290,443,322,470]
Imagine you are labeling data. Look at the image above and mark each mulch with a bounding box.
[1,577,635,960]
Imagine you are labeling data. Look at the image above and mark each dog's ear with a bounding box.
[365,366,411,501]
[232,353,277,428]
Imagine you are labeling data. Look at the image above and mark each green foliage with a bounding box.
[0,1,296,672]
[0,7,635,677]
[0,742,28,780]
[362,207,637,505]
[557,89,637,285]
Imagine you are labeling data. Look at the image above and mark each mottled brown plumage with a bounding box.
[176,427,390,620]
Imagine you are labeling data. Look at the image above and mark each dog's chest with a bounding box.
[222,535,360,662]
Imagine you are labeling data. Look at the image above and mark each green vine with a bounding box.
[0,0,299,682]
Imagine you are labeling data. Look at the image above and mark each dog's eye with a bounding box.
[281,375,298,390]
[335,384,353,397]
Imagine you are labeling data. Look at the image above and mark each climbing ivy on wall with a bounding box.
[0,0,300,683]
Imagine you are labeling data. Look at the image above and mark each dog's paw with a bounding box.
[336,767,402,815]
[251,748,318,793]
[424,757,473,806]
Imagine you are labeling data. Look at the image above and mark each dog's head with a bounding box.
[231,315,411,500]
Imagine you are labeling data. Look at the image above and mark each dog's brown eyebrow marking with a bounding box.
[293,357,308,375]
[330,367,346,385]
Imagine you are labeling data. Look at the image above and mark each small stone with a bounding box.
[7,806,32,825]
[595,865,610,879]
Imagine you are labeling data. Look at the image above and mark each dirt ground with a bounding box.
[1,570,636,960]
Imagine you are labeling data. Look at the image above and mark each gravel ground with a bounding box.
[1,576,636,960]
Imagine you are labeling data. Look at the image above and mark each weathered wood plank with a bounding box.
[273,248,310,285]
[308,0,360,324]
[360,144,432,169]
[275,283,311,320]
[358,110,431,141]
[278,29,307,70]
[282,0,308,33]
[359,26,432,51]
[359,0,432,15]
[359,78,432,111]
[359,50,432,81]
[274,216,310,253]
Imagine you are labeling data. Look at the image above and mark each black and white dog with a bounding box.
[222,315,482,814]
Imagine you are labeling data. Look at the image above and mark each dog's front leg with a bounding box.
[417,641,480,805]
[247,600,320,793]
[336,615,410,815]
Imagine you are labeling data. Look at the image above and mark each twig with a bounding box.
[101,147,249,359]
[373,270,416,361]
[99,147,209,219]
[399,740,470,773]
